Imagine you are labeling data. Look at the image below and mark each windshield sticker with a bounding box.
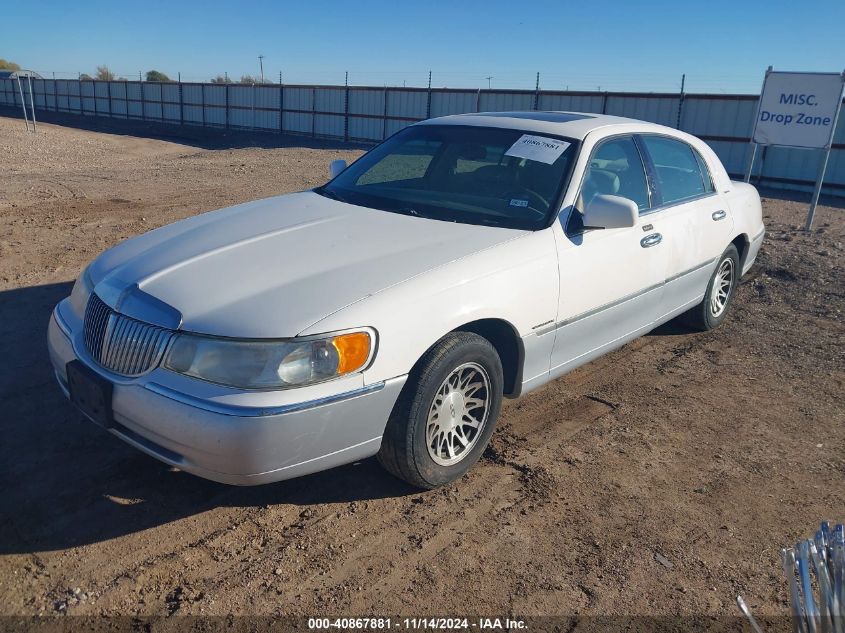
[504,135,571,165]
[509,198,529,208]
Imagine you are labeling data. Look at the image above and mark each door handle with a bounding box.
[712,210,727,221]
[640,233,662,248]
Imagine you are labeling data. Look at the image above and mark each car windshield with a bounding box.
[315,124,578,230]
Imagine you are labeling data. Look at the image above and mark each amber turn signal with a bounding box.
[331,331,372,374]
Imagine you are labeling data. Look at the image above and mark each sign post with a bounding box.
[747,69,845,230]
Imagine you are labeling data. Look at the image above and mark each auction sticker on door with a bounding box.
[752,71,845,148]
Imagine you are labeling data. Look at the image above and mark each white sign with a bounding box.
[752,71,844,149]
[504,135,571,164]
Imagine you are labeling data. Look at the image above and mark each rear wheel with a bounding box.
[377,332,503,489]
[683,244,739,331]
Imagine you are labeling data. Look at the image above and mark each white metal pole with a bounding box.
[27,75,37,132]
[805,72,845,231]
[16,77,30,131]
[744,143,758,183]
[745,66,772,183]
[806,146,833,231]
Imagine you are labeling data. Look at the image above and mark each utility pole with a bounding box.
[258,55,265,83]
[486,76,493,89]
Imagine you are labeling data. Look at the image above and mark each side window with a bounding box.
[640,136,709,204]
[580,137,650,212]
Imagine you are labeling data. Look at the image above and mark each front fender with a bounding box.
[299,229,560,387]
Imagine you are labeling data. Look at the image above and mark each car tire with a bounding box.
[377,331,504,489]
[683,244,740,331]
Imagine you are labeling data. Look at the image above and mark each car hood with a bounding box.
[89,191,524,338]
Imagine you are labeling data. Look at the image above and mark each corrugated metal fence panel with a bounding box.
[284,112,312,134]
[315,87,344,114]
[255,86,280,109]
[204,84,226,106]
[349,89,384,116]
[430,91,477,116]
[182,84,203,105]
[538,93,605,113]
[315,114,344,138]
[161,84,180,121]
[80,81,95,114]
[142,83,162,119]
[681,97,757,138]
[605,95,679,126]
[387,89,427,119]
[126,82,142,117]
[228,85,253,128]
[479,91,534,112]
[109,82,127,116]
[283,87,312,112]
[349,116,383,141]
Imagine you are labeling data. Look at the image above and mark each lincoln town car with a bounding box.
[48,112,765,488]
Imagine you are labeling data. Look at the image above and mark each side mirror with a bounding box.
[329,159,347,179]
[583,194,638,229]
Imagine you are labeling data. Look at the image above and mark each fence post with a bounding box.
[676,73,685,129]
[178,80,183,126]
[279,73,284,134]
[533,72,540,110]
[107,80,112,117]
[140,79,146,121]
[382,87,388,140]
[225,83,230,129]
[92,80,98,117]
[311,86,316,137]
[53,75,58,112]
[426,71,432,119]
[601,91,608,114]
[201,83,206,127]
[475,88,481,112]
[343,72,350,142]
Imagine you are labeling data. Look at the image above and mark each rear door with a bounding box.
[636,135,735,320]
[549,135,668,376]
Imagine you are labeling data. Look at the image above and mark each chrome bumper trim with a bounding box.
[54,304,72,338]
[144,380,389,418]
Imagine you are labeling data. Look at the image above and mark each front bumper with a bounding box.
[48,299,406,485]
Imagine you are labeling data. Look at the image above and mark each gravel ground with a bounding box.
[0,114,843,623]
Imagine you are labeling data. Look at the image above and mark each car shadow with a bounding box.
[0,281,417,555]
[0,108,372,152]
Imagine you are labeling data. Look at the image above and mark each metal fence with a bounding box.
[2,77,844,195]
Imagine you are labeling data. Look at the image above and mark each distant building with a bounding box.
[0,70,43,80]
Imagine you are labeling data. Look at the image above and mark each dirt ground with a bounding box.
[0,113,843,624]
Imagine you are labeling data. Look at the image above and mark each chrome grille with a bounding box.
[83,294,173,377]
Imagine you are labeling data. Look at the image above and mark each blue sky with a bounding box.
[2,0,843,93]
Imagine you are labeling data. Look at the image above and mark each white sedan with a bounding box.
[48,111,765,488]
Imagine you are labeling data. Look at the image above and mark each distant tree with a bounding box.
[145,69,171,82]
[210,74,232,84]
[239,74,259,84]
[95,65,115,81]
[80,73,93,80]
[0,58,21,71]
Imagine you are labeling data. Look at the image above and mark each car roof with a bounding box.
[417,111,669,140]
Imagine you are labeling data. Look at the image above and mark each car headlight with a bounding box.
[69,266,94,317]
[162,329,375,389]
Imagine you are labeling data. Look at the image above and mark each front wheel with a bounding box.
[377,332,503,489]
[683,244,740,331]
